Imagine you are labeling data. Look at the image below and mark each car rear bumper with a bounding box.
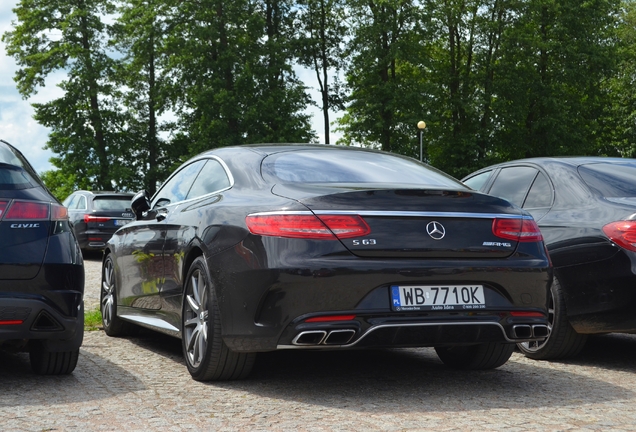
[207,248,552,352]
[0,297,84,351]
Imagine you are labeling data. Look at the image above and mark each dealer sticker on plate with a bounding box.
[390,285,486,311]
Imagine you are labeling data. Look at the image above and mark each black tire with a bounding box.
[182,256,256,381]
[435,342,515,370]
[101,254,137,337]
[29,342,79,375]
[517,276,587,360]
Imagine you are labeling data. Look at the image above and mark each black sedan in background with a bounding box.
[0,139,84,374]
[102,144,551,381]
[463,157,636,359]
[62,190,134,252]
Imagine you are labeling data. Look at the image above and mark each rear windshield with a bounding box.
[0,163,38,190]
[93,197,132,211]
[578,162,636,197]
[262,149,465,188]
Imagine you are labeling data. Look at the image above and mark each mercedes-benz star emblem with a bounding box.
[426,221,446,240]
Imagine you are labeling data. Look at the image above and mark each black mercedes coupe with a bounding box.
[464,157,636,360]
[101,144,551,381]
[0,139,84,375]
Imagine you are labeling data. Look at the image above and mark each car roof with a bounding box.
[202,143,391,158]
[73,190,134,196]
[484,156,636,169]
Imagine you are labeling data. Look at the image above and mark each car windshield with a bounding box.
[578,162,636,197]
[262,149,465,188]
[93,197,131,211]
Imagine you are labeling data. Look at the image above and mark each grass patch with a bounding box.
[85,308,103,331]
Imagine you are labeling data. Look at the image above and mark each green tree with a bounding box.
[3,0,122,190]
[110,0,174,195]
[295,0,349,143]
[423,0,514,178]
[492,0,620,161]
[164,0,314,155]
[603,0,636,158]
[337,0,427,156]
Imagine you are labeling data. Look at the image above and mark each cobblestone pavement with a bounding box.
[2,256,636,431]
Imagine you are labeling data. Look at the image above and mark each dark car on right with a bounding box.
[62,190,134,252]
[463,157,636,360]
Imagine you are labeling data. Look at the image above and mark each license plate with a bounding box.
[114,219,131,226]
[390,285,486,311]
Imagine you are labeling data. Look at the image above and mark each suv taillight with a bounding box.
[84,214,110,223]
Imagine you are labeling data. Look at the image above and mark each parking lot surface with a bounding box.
[2,255,636,431]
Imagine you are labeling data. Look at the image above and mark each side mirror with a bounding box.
[131,190,151,218]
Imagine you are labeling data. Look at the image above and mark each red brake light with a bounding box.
[492,218,543,242]
[245,213,370,240]
[84,214,110,223]
[603,221,636,252]
[0,320,24,325]
[4,201,49,219]
[0,201,7,218]
[510,311,545,317]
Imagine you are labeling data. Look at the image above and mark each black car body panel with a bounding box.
[104,144,551,377]
[463,157,636,334]
[0,139,84,374]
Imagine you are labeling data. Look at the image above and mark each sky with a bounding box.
[0,0,338,176]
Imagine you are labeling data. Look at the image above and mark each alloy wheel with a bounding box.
[183,269,209,369]
[101,258,115,328]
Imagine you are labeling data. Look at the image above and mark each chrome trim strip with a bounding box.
[119,314,180,332]
[277,321,521,350]
[249,210,530,220]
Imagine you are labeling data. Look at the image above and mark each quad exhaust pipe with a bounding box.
[512,324,550,339]
[293,329,356,346]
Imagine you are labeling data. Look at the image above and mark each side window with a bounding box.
[77,196,88,210]
[151,160,206,208]
[463,170,493,191]
[186,159,231,200]
[63,194,77,208]
[488,167,538,207]
[523,172,553,209]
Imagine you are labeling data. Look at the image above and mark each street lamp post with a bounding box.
[417,121,426,162]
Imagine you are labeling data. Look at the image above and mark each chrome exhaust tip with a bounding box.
[292,331,327,345]
[512,325,532,339]
[532,325,550,338]
[323,329,356,345]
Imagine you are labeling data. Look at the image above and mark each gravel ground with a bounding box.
[2,255,636,431]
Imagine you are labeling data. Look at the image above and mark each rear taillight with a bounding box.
[245,213,371,240]
[602,221,636,252]
[84,214,110,223]
[51,204,68,221]
[492,218,543,242]
[4,201,49,219]
[0,200,68,221]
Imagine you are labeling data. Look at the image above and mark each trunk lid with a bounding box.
[272,184,526,259]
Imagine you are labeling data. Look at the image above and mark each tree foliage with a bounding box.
[3,0,636,187]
